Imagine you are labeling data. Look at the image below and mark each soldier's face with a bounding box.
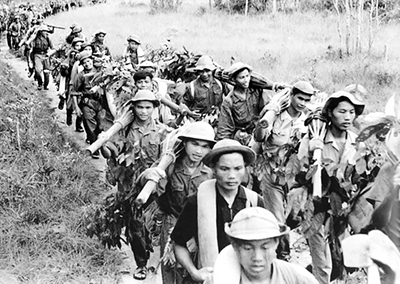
[214,153,246,193]
[135,77,152,90]
[199,69,212,82]
[128,41,139,50]
[133,101,154,122]
[97,34,105,43]
[83,46,93,55]
[290,93,311,113]
[82,58,93,70]
[328,100,356,132]
[184,139,212,164]
[233,238,279,282]
[234,69,251,89]
[74,42,82,51]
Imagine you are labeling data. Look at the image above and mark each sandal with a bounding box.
[133,266,148,280]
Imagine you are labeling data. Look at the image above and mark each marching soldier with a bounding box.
[30,25,54,90]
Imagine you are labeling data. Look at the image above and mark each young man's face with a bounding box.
[214,152,246,192]
[83,46,93,54]
[329,100,356,132]
[82,58,93,70]
[96,34,105,43]
[133,101,154,122]
[135,76,152,90]
[234,69,251,89]
[233,238,279,281]
[198,69,212,82]
[184,139,212,164]
[290,93,311,113]
[73,42,82,51]
[128,41,139,50]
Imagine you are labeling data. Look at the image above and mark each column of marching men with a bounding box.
[4,13,400,284]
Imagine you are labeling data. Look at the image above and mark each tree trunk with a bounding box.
[272,0,277,14]
[333,0,343,57]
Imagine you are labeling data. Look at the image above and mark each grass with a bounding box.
[46,0,400,113]
[0,61,121,283]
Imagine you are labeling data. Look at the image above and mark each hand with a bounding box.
[101,141,118,159]
[191,267,213,282]
[178,103,191,115]
[141,167,166,183]
[75,107,83,117]
[309,137,324,152]
[273,82,289,91]
[89,86,100,94]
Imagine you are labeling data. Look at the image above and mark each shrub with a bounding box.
[150,0,182,13]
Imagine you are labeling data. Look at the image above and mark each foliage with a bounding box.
[214,0,268,14]
[150,0,182,13]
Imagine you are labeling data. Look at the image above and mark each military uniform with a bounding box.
[31,30,53,89]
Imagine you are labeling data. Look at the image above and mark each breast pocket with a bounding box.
[146,140,160,161]
[195,91,208,106]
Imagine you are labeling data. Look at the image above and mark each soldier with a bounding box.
[296,91,365,284]
[251,81,316,260]
[7,14,22,50]
[123,34,145,70]
[205,207,318,284]
[65,24,85,45]
[138,121,216,284]
[216,62,284,145]
[101,90,171,280]
[171,139,264,283]
[30,25,54,90]
[132,70,175,125]
[91,29,111,58]
[181,55,228,118]
[70,52,113,158]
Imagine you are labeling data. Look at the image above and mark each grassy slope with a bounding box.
[0,61,121,283]
[48,0,400,113]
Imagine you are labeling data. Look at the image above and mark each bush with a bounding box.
[214,0,268,14]
[150,0,182,13]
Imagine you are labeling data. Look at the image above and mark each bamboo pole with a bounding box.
[135,152,175,207]
[245,0,249,16]
[86,109,134,154]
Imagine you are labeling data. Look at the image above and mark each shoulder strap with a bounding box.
[244,187,259,208]
[214,78,223,90]
[189,81,195,100]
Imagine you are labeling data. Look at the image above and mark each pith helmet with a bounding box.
[129,90,160,107]
[95,29,107,36]
[228,62,252,79]
[322,90,365,117]
[127,34,141,44]
[139,61,156,69]
[78,51,92,63]
[343,84,367,96]
[71,37,84,45]
[72,26,82,34]
[225,207,290,240]
[178,121,216,144]
[194,55,216,71]
[203,139,255,167]
[292,81,316,96]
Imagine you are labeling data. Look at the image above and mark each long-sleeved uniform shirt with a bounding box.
[216,87,266,140]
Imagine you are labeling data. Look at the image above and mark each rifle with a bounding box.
[44,23,65,30]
